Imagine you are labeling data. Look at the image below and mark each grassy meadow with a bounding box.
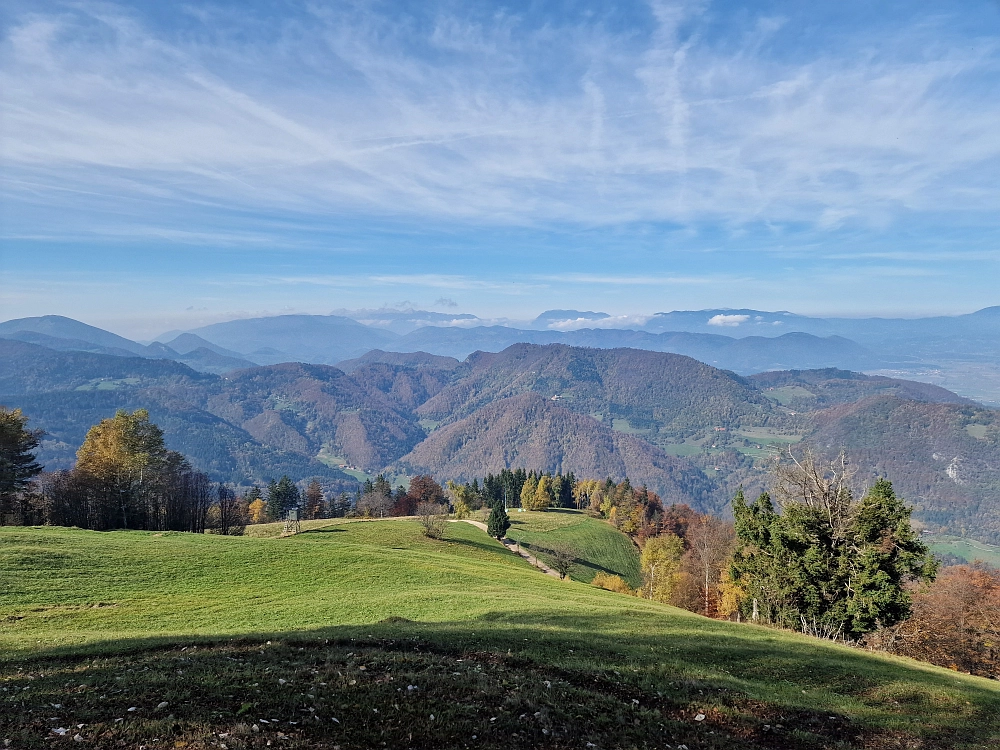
[929,536,1000,568]
[2,519,999,749]
[504,509,642,587]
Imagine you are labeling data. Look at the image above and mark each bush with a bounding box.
[592,572,635,595]
[417,501,448,539]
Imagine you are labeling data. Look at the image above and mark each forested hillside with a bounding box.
[398,393,717,510]
[3,338,999,541]
[416,344,787,439]
[808,396,1000,541]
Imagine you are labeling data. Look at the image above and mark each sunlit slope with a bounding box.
[505,508,642,587]
[1,521,999,748]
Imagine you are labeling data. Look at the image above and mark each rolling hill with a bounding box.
[202,362,430,471]
[415,343,785,439]
[807,395,1000,541]
[1,521,998,749]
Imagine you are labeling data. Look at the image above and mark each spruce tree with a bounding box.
[845,479,937,633]
[266,475,300,520]
[0,407,42,518]
[487,503,511,540]
[729,472,937,637]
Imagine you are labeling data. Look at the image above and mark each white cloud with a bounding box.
[707,314,750,327]
[547,314,654,331]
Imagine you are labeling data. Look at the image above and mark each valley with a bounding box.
[3,328,1000,542]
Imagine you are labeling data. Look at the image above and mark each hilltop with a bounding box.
[1,521,998,748]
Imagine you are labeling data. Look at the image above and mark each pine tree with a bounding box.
[266,475,300,520]
[487,504,511,540]
[0,407,42,521]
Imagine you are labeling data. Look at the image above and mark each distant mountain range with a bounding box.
[6,307,1000,404]
[2,334,998,543]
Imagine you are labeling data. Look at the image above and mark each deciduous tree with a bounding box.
[417,501,448,538]
[304,479,325,519]
[640,534,684,603]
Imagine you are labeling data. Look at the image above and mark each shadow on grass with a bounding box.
[3,613,999,750]
[298,527,347,534]
[514,539,624,579]
[443,536,512,556]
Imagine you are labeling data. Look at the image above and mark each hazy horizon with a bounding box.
[3,1,999,337]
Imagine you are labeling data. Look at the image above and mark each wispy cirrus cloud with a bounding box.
[3,1,1000,330]
[3,1,999,237]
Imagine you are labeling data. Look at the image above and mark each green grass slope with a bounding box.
[930,536,1000,568]
[2,522,999,749]
[505,509,642,587]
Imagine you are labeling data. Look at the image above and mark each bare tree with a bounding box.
[216,484,248,536]
[417,501,448,538]
[773,448,857,538]
[682,515,735,617]
[357,487,394,518]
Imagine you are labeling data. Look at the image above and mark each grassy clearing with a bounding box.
[929,536,1000,568]
[2,523,999,749]
[761,386,816,406]
[610,418,651,436]
[965,423,989,439]
[505,509,641,587]
[661,442,703,457]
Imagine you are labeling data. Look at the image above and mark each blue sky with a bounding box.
[2,0,999,338]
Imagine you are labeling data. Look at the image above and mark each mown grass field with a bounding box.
[2,520,999,749]
[929,536,1000,568]
[504,509,642,587]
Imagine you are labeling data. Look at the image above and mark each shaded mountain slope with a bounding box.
[0,339,211,395]
[173,347,257,375]
[162,333,249,360]
[347,362,456,412]
[398,393,717,510]
[334,349,461,373]
[10,388,350,484]
[804,396,1000,541]
[751,368,973,410]
[203,363,427,472]
[0,330,141,358]
[0,315,148,354]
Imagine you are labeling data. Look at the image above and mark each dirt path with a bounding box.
[449,520,561,579]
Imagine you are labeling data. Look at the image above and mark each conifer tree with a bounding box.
[0,407,42,521]
[728,462,937,637]
[266,475,300,520]
[487,503,511,540]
